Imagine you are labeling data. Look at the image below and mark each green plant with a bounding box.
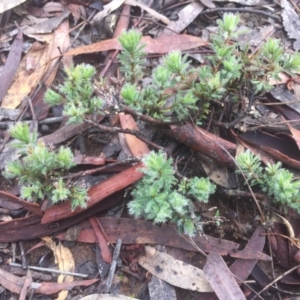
[118,30,146,83]
[3,123,88,210]
[236,150,300,213]
[119,14,300,124]
[119,33,198,122]
[44,14,300,126]
[127,151,216,236]
[44,64,104,124]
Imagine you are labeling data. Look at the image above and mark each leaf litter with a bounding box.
[1,0,300,299]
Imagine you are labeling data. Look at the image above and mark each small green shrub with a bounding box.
[4,123,88,210]
[44,64,104,124]
[127,151,216,236]
[236,150,300,213]
[119,14,300,124]
[44,13,300,126]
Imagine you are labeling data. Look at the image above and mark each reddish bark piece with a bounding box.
[229,225,266,283]
[34,278,99,294]
[41,163,144,224]
[203,248,246,300]
[89,217,112,264]
[165,123,236,167]
[0,191,124,242]
[260,145,300,170]
[0,267,98,295]
[0,215,41,233]
[57,218,240,255]
[0,31,23,103]
[119,113,150,157]
[64,34,208,56]
[0,191,42,216]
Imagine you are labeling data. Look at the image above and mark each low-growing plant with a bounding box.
[127,151,216,236]
[44,13,300,126]
[4,123,88,210]
[8,13,300,226]
[44,64,104,124]
[236,150,300,213]
[119,14,300,124]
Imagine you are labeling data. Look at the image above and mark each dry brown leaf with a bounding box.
[20,270,32,300]
[2,41,49,108]
[42,237,75,300]
[0,31,23,103]
[43,19,72,83]
[138,246,213,292]
[286,122,300,150]
[2,19,71,108]
[23,8,70,35]
[204,248,246,300]
[0,267,24,294]
[64,34,208,56]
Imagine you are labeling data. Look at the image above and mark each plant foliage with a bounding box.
[4,123,88,210]
[119,14,300,124]
[44,64,104,124]
[236,150,300,213]
[127,151,216,236]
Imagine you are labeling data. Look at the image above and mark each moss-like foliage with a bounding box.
[128,151,216,236]
[4,123,88,210]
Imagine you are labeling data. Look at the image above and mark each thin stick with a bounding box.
[251,264,300,300]
[199,7,281,22]
[9,262,88,278]
[85,118,163,150]
[103,239,122,293]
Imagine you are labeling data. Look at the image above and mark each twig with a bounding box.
[9,262,88,278]
[19,241,28,269]
[251,264,300,300]
[199,8,282,22]
[103,239,122,293]
[0,117,64,129]
[121,105,183,125]
[64,157,141,180]
[85,118,163,150]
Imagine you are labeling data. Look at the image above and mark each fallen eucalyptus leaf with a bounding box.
[138,246,213,292]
